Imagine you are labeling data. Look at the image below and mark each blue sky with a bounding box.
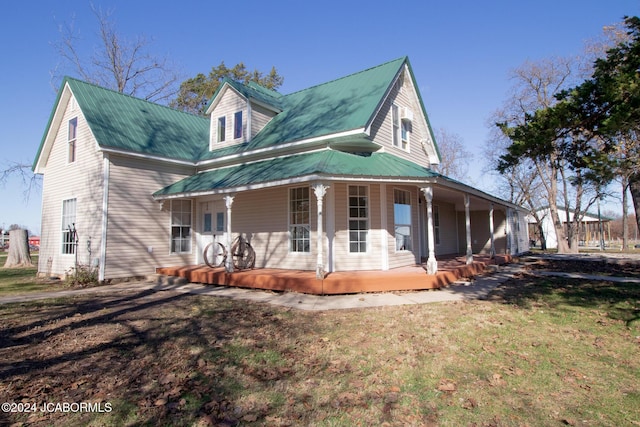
[1,0,638,234]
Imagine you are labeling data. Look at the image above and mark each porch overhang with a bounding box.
[153,148,443,201]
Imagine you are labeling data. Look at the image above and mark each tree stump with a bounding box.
[4,229,33,268]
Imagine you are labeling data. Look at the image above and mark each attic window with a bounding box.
[68,117,77,163]
[217,117,226,142]
[234,111,243,139]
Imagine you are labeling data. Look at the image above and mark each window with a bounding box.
[171,200,192,253]
[203,213,212,233]
[61,198,76,254]
[401,120,410,147]
[289,187,310,252]
[217,117,226,142]
[434,205,440,245]
[392,104,400,148]
[234,111,243,139]
[348,185,368,253]
[216,212,225,232]
[394,189,412,251]
[68,117,77,163]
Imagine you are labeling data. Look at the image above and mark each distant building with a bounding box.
[528,207,612,249]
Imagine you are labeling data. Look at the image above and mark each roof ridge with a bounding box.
[284,57,407,97]
[63,76,207,120]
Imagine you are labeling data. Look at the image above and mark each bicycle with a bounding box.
[203,241,227,268]
[203,235,255,270]
[231,235,256,270]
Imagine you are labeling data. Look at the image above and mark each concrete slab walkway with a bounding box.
[1,253,638,311]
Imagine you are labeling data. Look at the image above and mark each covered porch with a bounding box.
[156,254,513,295]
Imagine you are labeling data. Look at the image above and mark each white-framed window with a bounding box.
[68,117,77,163]
[61,198,77,254]
[394,189,412,251]
[289,187,310,253]
[234,111,243,139]
[348,185,368,253]
[392,104,400,148]
[401,120,410,147]
[217,116,226,142]
[170,200,192,253]
[434,204,440,245]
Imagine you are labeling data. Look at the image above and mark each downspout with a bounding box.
[99,154,110,282]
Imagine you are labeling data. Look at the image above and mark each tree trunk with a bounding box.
[630,172,640,239]
[4,229,33,268]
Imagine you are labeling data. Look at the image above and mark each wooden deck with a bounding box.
[156,255,513,295]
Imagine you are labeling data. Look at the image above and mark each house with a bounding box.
[33,57,529,291]
[528,207,612,249]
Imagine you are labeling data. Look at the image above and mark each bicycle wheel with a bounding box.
[203,242,226,268]
[231,237,254,270]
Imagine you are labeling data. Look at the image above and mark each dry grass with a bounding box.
[0,261,638,426]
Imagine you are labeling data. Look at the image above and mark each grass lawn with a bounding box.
[0,254,50,296]
[0,258,638,426]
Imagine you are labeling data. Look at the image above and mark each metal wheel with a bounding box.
[231,237,256,270]
[203,242,226,268]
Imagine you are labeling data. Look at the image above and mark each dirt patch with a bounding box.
[1,258,638,426]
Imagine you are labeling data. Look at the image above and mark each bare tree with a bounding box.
[487,55,585,253]
[432,128,470,182]
[51,5,180,103]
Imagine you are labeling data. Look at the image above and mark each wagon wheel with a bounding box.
[203,242,226,268]
[231,237,256,270]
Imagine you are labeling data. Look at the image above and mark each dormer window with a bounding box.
[68,117,77,163]
[234,111,243,139]
[217,117,226,142]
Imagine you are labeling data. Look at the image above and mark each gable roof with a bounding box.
[34,57,438,170]
[33,77,209,171]
[199,57,410,161]
[153,149,441,198]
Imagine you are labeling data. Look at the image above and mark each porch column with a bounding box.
[464,193,473,265]
[505,208,512,255]
[489,203,495,259]
[224,194,235,273]
[421,186,438,274]
[313,183,329,279]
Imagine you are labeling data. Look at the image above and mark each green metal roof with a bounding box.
[35,57,435,168]
[36,77,209,164]
[154,149,441,197]
[199,57,408,160]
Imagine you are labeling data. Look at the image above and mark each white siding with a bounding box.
[250,102,277,139]
[369,67,437,167]
[104,155,195,278]
[38,95,105,278]
[209,88,247,149]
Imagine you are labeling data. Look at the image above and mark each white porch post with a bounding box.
[224,194,235,273]
[464,193,473,265]
[313,183,329,279]
[421,186,438,274]
[489,203,495,259]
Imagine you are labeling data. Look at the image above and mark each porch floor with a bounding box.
[156,254,513,295]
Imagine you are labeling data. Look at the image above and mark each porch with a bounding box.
[156,254,513,295]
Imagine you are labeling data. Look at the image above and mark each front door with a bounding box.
[197,201,226,264]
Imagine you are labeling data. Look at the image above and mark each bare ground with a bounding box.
[0,258,639,426]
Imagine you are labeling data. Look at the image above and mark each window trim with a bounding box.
[68,117,77,163]
[170,199,192,254]
[348,185,369,254]
[393,188,412,252]
[289,186,311,253]
[217,116,226,142]
[233,111,243,139]
[61,198,77,255]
